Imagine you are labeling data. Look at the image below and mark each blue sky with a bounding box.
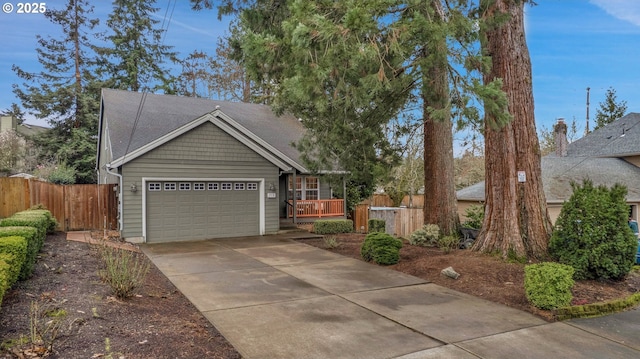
[1,1,639,142]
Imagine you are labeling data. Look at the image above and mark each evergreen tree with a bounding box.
[11,0,101,183]
[594,87,627,130]
[208,0,498,234]
[473,0,552,259]
[96,0,177,92]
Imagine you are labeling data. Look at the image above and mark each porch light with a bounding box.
[130,183,138,193]
[269,182,275,191]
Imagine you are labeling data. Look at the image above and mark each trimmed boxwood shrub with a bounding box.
[1,215,48,251]
[524,262,575,310]
[313,219,353,234]
[0,227,39,280]
[549,181,637,280]
[0,236,27,286]
[361,232,403,265]
[367,219,386,233]
[16,209,58,233]
[0,254,12,305]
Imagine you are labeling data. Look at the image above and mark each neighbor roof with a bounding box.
[99,89,310,172]
[457,113,640,202]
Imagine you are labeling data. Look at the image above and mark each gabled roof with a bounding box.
[99,89,310,172]
[457,113,640,202]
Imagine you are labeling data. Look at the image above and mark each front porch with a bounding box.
[286,199,345,219]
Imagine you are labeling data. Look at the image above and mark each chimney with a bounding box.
[554,118,568,157]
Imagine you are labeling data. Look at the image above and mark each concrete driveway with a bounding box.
[140,234,640,359]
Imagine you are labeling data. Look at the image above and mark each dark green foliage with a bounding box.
[368,219,386,233]
[313,220,353,235]
[594,87,627,130]
[0,254,12,305]
[95,0,177,92]
[549,181,637,280]
[463,204,484,229]
[524,262,574,310]
[0,227,39,280]
[12,0,101,183]
[0,236,27,286]
[361,232,403,265]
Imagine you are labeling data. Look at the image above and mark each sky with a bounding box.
[1,0,640,146]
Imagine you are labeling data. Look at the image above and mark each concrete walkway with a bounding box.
[139,234,640,359]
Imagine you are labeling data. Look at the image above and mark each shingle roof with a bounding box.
[456,113,640,202]
[564,112,640,157]
[101,89,307,171]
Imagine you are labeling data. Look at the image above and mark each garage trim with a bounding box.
[141,177,266,243]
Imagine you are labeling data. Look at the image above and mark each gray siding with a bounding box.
[120,122,280,240]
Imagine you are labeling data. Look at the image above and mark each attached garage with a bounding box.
[144,180,263,243]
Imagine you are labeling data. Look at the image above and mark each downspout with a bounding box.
[105,164,123,231]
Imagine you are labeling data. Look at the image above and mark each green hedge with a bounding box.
[0,226,41,280]
[1,214,48,252]
[0,236,27,286]
[361,232,403,265]
[367,219,386,233]
[313,219,353,234]
[0,254,12,305]
[14,209,57,233]
[524,262,575,310]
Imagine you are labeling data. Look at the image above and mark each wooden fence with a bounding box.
[0,177,117,231]
[359,193,424,208]
[354,204,424,238]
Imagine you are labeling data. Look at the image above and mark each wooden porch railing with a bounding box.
[287,199,345,218]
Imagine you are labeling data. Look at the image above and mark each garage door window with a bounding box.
[247,183,258,190]
[208,183,219,190]
[234,183,245,190]
[164,183,176,191]
[194,183,205,191]
[148,182,161,191]
[221,183,232,190]
[179,183,191,191]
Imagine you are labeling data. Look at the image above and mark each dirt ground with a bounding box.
[298,233,640,321]
[0,233,241,359]
[1,231,639,358]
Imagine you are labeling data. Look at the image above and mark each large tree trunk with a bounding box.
[473,0,552,259]
[422,1,459,236]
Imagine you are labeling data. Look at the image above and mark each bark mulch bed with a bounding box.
[297,233,640,321]
[0,232,241,359]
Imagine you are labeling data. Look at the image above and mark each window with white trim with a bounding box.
[208,182,219,190]
[164,182,176,191]
[288,176,319,200]
[179,183,191,191]
[194,183,205,191]
[247,182,258,190]
[305,177,319,200]
[148,182,161,191]
[221,182,232,190]
[234,183,245,190]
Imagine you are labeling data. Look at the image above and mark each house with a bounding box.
[96,89,346,243]
[0,116,48,175]
[457,114,640,224]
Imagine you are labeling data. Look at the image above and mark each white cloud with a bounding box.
[590,0,640,27]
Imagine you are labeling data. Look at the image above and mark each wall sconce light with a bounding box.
[130,183,138,193]
[269,182,275,191]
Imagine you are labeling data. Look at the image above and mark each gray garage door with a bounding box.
[146,181,260,243]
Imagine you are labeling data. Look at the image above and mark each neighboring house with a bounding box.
[0,116,48,175]
[97,89,346,243]
[457,114,640,224]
